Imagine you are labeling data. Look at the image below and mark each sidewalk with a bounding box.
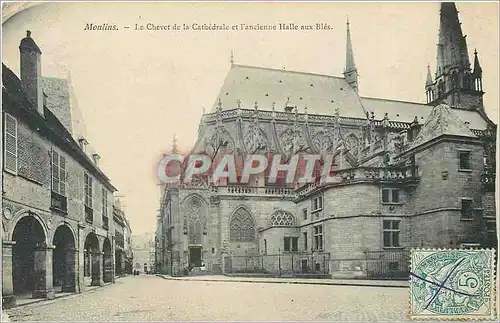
[156,274,409,288]
[8,283,111,309]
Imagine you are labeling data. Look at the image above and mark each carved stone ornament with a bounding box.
[3,206,13,220]
[311,129,336,154]
[244,123,268,154]
[344,134,359,156]
[280,125,306,156]
[205,127,234,157]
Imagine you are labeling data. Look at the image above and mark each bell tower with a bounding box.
[425,3,484,111]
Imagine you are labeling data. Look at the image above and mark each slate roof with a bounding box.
[42,77,73,134]
[210,64,367,119]
[210,64,489,131]
[360,97,488,130]
[409,104,478,150]
[2,63,117,191]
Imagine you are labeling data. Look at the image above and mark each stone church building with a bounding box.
[156,3,497,278]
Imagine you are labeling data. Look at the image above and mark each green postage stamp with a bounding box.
[410,249,497,320]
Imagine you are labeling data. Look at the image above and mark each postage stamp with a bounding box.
[410,249,497,321]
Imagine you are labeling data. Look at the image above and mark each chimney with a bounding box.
[92,153,101,167]
[19,30,44,116]
[78,137,89,153]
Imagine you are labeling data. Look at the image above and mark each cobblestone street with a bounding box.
[4,275,417,322]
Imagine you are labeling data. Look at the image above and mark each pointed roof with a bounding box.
[210,64,366,118]
[473,49,482,76]
[345,18,356,73]
[425,64,433,86]
[409,104,477,150]
[436,2,471,76]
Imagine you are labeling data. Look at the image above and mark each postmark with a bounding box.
[410,249,496,321]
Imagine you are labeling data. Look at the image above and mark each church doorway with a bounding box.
[189,246,202,267]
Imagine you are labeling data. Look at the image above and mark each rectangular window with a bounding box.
[102,188,108,217]
[382,188,402,204]
[311,196,323,212]
[302,208,308,220]
[313,224,323,251]
[4,113,18,173]
[264,239,267,255]
[284,237,298,252]
[458,151,471,170]
[461,199,473,218]
[383,220,401,248]
[284,237,290,251]
[51,150,67,196]
[303,232,308,251]
[84,172,93,208]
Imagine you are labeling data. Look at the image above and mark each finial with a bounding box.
[346,16,350,29]
[26,30,31,38]
[370,111,375,120]
[202,106,205,115]
[236,99,241,108]
[254,101,258,110]
[304,105,308,114]
[474,48,478,56]
[230,50,234,65]
[335,108,340,119]
[217,98,222,111]
[272,101,276,111]
[294,105,298,115]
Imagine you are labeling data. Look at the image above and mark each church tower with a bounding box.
[344,18,359,92]
[425,3,484,111]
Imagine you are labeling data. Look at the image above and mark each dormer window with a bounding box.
[78,137,89,153]
[92,153,101,167]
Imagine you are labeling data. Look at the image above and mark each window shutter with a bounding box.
[59,155,66,196]
[4,113,18,173]
[52,150,60,193]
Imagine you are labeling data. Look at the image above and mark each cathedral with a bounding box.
[156,3,497,278]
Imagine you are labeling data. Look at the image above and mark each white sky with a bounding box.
[2,2,498,235]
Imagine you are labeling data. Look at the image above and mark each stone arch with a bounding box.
[182,194,208,245]
[229,206,256,242]
[11,214,47,295]
[83,232,99,286]
[102,237,113,283]
[52,224,77,292]
[269,210,296,227]
[50,221,77,246]
[9,210,49,244]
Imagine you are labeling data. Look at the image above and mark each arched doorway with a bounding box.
[84,233,100,286]
[52,225,76,293]
[103,238,113,283]
[12,215,46,296]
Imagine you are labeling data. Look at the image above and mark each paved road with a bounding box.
[1,275,435,321]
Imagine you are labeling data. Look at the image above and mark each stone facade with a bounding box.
[155,3,497,279]
[2,32,119,308]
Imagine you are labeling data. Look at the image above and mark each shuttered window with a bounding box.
[51,150,67,196]
[4,113,18,173]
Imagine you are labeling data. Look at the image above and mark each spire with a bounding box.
[473,48,482,76]
[344,17,359,92]
[172,133,178,154]
[230,50,234,66]
[436,2,470,77]
[426,64,433,86]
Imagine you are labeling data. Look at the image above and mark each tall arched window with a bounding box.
[229,208,255,242]
[463,73,471,89]
[184,197,206,245]
[269,210,295,226]
[451,71,458,89]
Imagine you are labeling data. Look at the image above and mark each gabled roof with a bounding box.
[360,97,489,130]
[211,64,367,118]
[409,104,477,150]
[2,63,117,192]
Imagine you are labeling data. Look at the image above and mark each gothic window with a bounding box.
[438,80,445,98]
[451,71,458,89]
[186,198,205,244]
[229,208,255,242]
[463,73,471,89]
[269,210,296,226]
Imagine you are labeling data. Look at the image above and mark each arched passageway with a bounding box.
[84,233,101,286]
[52,225,77,292]
[12,215,47,297]
[103,238,113,283]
